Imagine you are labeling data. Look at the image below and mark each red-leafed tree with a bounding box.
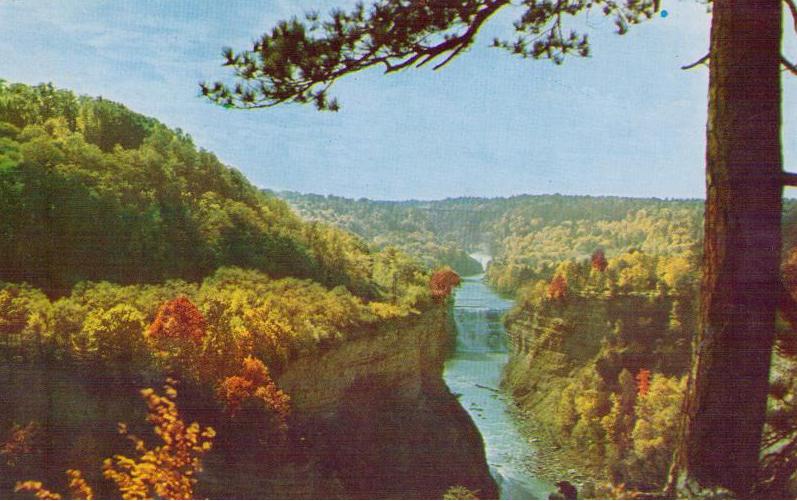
[218,356,291,433]
[547,274,568,301]
[148,297,206,344]
[147,297,206,378]
[637,368,651,397]
[591,248,608,273]
[429,267,461,301]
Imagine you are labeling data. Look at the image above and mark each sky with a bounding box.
[0,0,794,200]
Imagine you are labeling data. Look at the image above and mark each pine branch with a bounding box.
[681,54,709,70]
[781,55,797,76]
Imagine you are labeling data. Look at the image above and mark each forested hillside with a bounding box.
[279,192,705,290]
[0,81,404,298]
[278,192,485,275]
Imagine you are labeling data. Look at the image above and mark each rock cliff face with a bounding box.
[0,306,497,499]
[502,295,692,433]
[267,305,498,499]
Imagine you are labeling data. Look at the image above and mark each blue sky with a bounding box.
[0,1,794,200]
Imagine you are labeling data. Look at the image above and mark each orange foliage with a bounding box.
[16,469,93,500]
[147,297,206,344]
[547,274,568,301]
[16,380,214,501]
[636,369,651,397]
[2,421,40,466]
[218,356,291,432]
[15,481,64,500]
[591,248,608,272]
[66,469,94,500]
[103,380,215,499]
[430,268,461,300]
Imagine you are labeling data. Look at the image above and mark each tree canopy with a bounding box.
[0,81,433,299]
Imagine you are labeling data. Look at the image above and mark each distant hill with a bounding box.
[276,191,485,276]
[0,81,381,297]
[277,191,712,292]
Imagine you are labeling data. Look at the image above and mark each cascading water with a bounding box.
[443,272,553,500]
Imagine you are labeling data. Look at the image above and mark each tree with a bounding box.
[429,266,461,300]
[591,248,608,273]
[16,380,215,500]
[670,3,786,496]
[81,304,148,369]
[205,0,796,495]
[547,274,568,301]
[217,356,291,434]
[147,297,206,378]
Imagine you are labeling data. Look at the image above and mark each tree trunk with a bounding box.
[674,0,783,495]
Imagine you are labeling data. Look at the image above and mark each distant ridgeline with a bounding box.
[276,191,486,276]
[278,192,709,288]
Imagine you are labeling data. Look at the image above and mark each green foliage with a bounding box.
[0,81,407,297]
[202,0,656,110]
[281,192,484,276]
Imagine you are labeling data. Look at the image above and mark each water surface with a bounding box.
[443,274,553,499]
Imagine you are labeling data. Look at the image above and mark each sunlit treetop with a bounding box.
[201,0,659,110]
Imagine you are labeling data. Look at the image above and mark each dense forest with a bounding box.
[279,192,707,292]
[0,81,428,298]
[278,192,485,276]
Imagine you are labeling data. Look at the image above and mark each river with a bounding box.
[443,272,553,499]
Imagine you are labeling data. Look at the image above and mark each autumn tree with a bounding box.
[636,368,651,397]
[78,304,148,369]
[547,274,568,302]
[217,356,291,433]
[147,297,206,377]
[429,266,461,301]
[205,0,797,494]
[591,248,608,273]
[16,380,214,500]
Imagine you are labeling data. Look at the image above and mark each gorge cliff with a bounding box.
[1,306,498,500]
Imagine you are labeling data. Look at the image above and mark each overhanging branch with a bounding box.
[682,53,709,70]
[781,55,797,76]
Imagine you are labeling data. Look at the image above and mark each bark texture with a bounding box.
[677,0,783,495]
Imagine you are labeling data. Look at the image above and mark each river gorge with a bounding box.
[444,273,552,499]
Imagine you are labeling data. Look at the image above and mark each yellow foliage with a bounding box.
[631,374,685,463]
[15,481,63,500]
[16,381,214,501]
[656,254,695,292]
[368,301,405,319]
[66,470,94,500]
[104,381,215,500]
[15,469,93,500]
